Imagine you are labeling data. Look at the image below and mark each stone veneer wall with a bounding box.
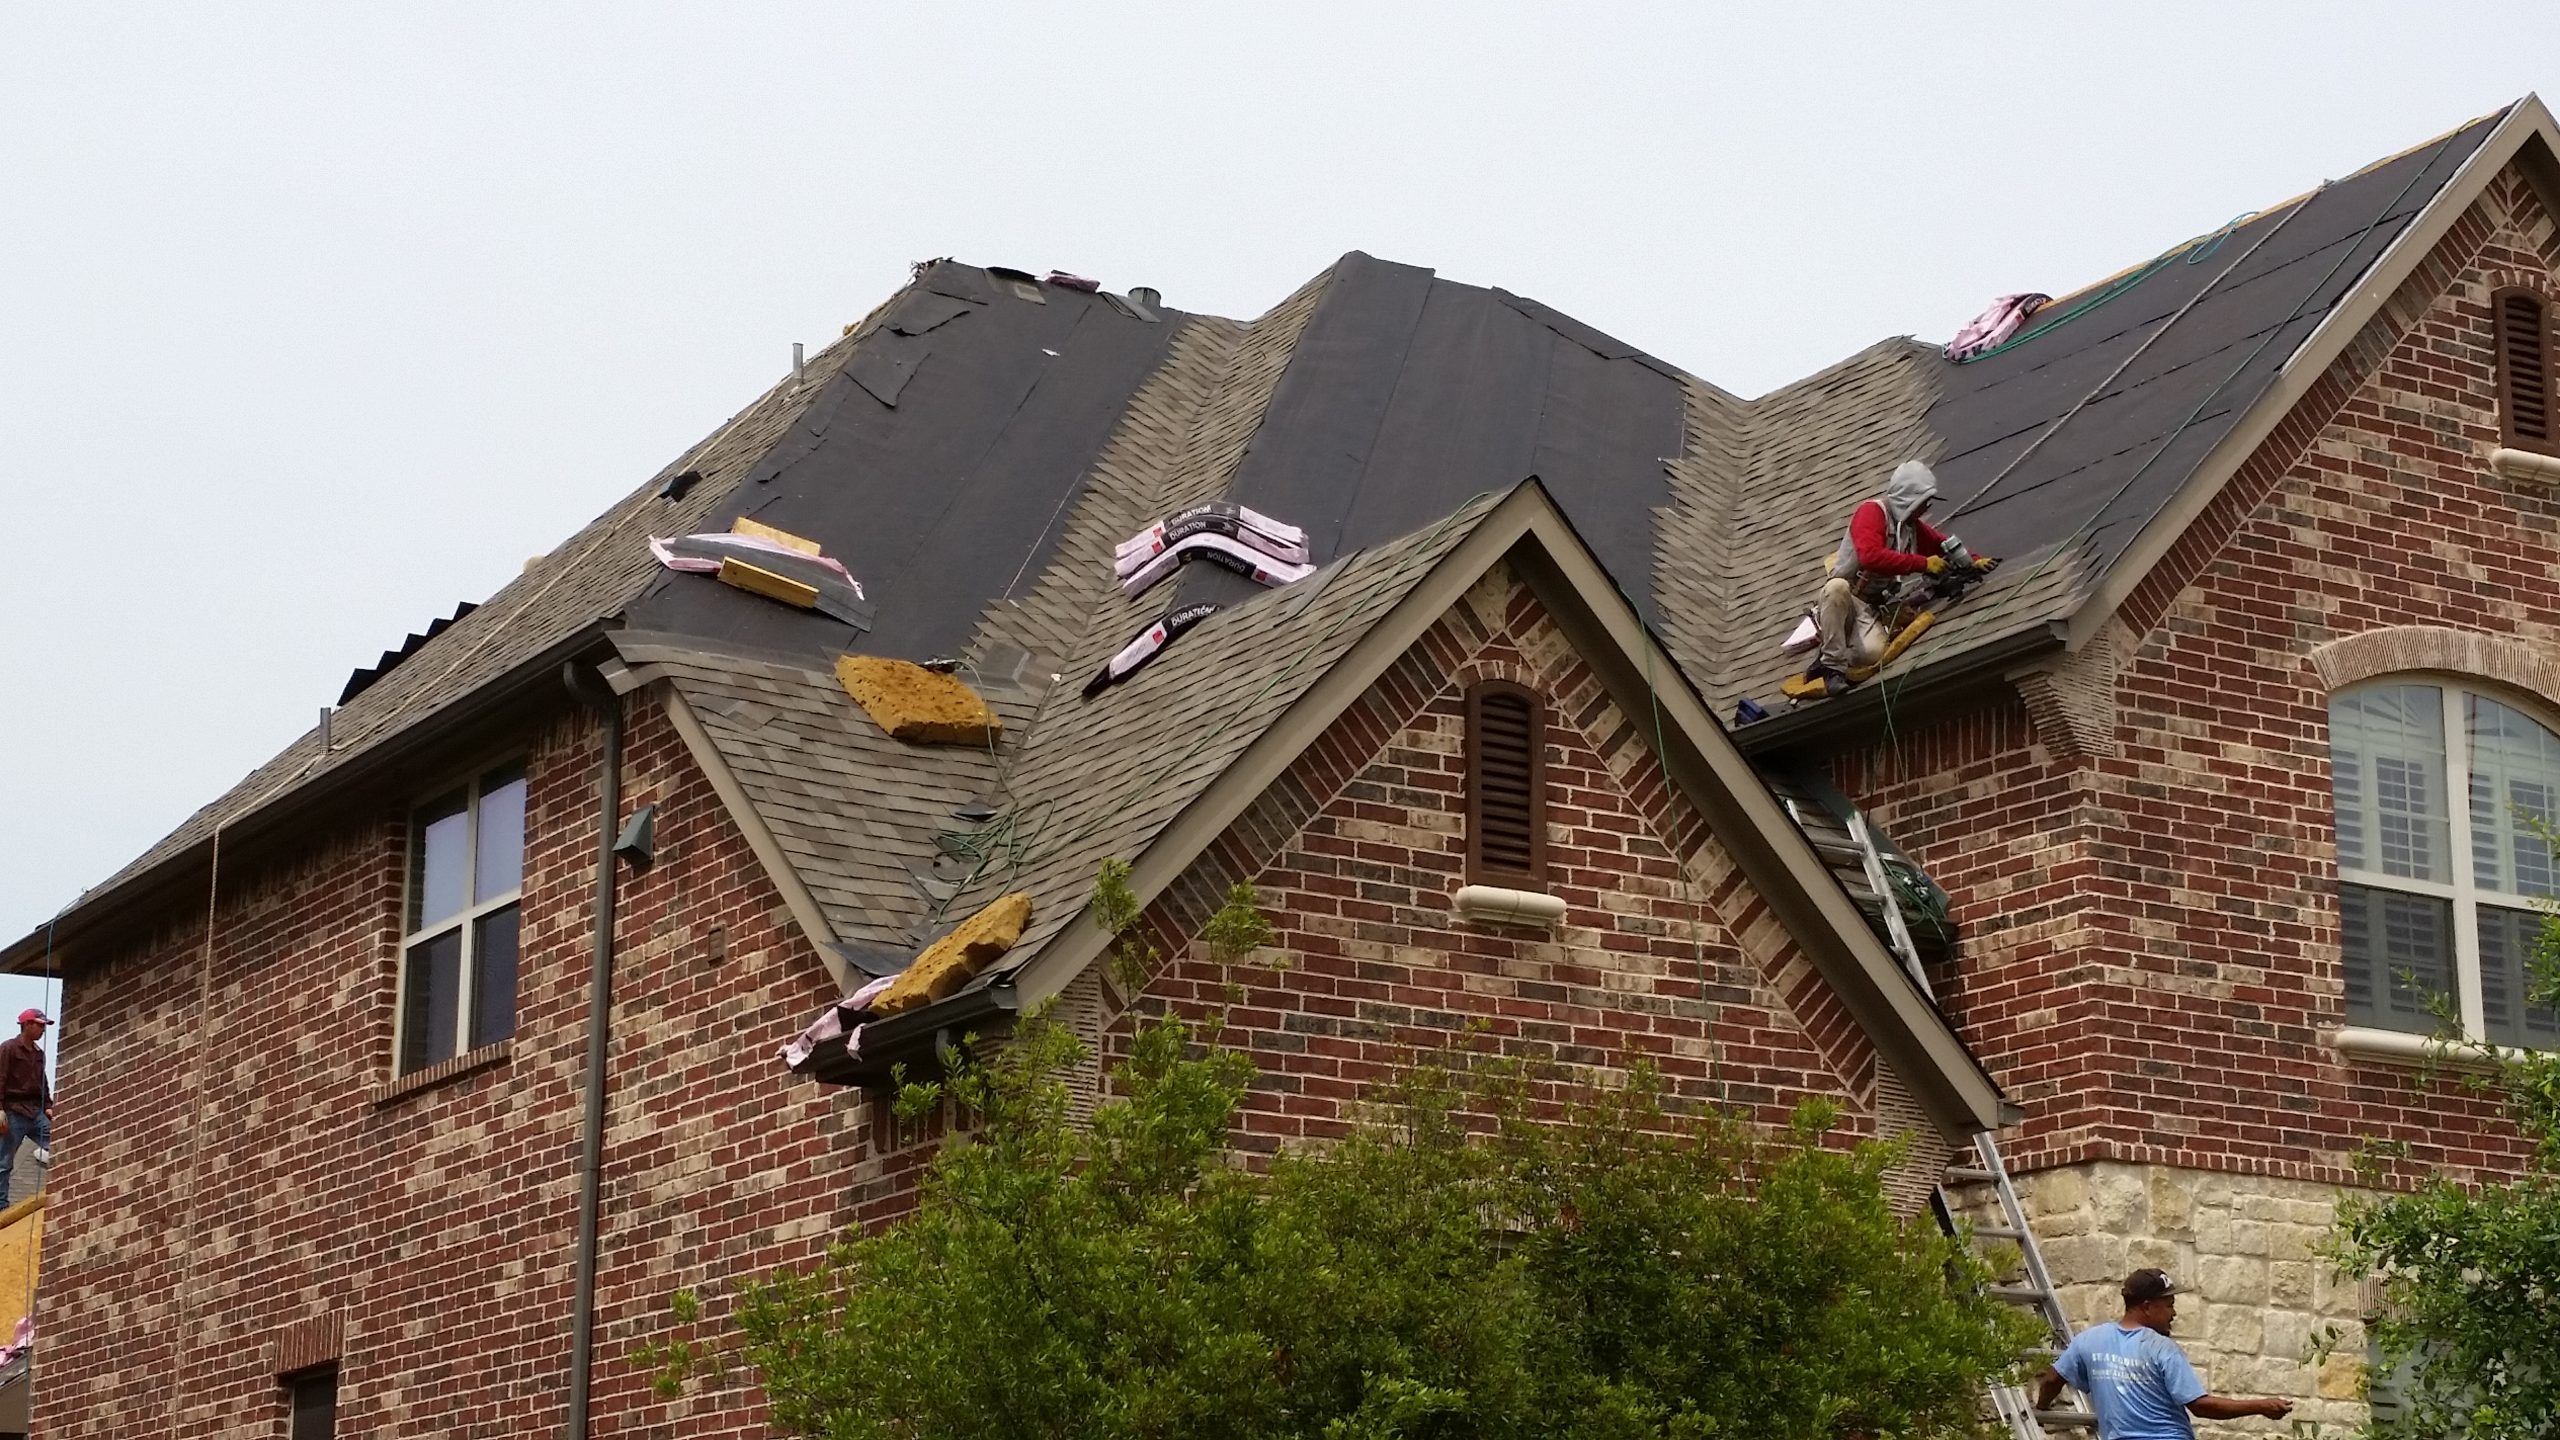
[1958,1162,2378,1439]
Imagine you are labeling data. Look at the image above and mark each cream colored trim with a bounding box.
[2325,1025,2527,1071]
[660,684,850,993]
[1452,885,1567,928]
[2306,626,2560,711]
[1510,505,2014,1139]
[2071,97,2560,651]
[2491,447,2560,485]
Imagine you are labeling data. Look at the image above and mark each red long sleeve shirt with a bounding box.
[1847,499,1955,577]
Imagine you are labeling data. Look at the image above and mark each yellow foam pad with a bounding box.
[834,655,1001,746]
[873,893,1033,1015]
[731,517,823,555]
[717,556,819,609]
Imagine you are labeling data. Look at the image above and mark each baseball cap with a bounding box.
[2123,1268,2179,1304]
[16,1010,48,1027]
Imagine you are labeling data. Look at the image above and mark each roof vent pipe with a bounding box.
[1128,287,1160,310]
[792,342,805,380]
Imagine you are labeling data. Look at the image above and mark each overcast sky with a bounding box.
[1,3,2550,1024]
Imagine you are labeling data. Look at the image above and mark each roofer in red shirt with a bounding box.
[0,1009,49,1201]
[1802,460,1997,694]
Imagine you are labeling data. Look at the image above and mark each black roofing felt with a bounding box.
[622,112,2493,696]
[1182,253,1682,619]
[1931,114,2498,580]
[632,252,1688,665]
[625,266,1188,662]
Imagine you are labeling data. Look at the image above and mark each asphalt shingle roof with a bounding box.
[22,105,2517,990]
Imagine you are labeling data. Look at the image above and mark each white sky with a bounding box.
[1,2,2550,1031]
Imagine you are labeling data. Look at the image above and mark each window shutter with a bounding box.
[1466,681,1547,886]
[2493,287,2554,452]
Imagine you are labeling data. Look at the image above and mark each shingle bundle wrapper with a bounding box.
[780,973,894,1071]
[650,523,872,629]
[835,656,1002,746]
[1116,502,1309,570]
[1114,502,1314,598]
[1084,603,1218,698]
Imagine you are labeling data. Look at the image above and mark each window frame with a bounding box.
[284,1366,337,1440]
[2490,285,2555,456]
[1463,679,1549,889]
[2333,678,2560,1048]
[392,759,527,1076]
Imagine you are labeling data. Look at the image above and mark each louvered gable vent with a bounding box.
[2494,287,2554,452]
[1465,681,1547,886]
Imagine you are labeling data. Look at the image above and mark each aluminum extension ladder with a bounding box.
[1838,813,2094,1438]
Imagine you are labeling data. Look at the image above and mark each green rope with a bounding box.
[1874,128,2465,740]
[1955,210,2259,366]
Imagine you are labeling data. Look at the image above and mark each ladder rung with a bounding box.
[1974,1225,2025,1241]
[1945,1166,1998,1183]
[1986,1284,2052,1305]
[2035,1410,2097,1429]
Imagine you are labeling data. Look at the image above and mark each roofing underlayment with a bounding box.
[12,105,2537,1083]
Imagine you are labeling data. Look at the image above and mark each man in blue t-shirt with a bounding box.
[2034,1269,2295,1438]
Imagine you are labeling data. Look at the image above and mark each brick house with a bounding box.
[12,95,2560,1437]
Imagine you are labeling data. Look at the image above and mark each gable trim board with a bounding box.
[987,481,2010,1140]
[652,682,853,994]
[2073,98,2560,652]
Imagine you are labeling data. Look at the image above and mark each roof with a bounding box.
[20,99,2560,1127]
[763,481,2014,1136]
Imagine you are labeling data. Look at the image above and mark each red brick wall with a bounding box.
[1831,165,2560,1187]
[42,696,867,1438]
[1113,574,1934,1175]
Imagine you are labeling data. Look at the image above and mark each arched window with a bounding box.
[2331,682,2560,1047]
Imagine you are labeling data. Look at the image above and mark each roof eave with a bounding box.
[1,621,619,975]
[1729,620,2069,760]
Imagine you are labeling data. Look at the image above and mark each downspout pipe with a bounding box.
[564,663,623,1439]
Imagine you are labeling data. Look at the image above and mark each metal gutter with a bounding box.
[800,985,1023,1088]
[1729,622,2066,760]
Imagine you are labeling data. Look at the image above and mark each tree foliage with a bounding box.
[2325,911,2560,1439]
[646,874,2034,1439]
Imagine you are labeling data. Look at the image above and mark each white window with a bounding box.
[399,764,526,1073]
[2331,683,2560,1047]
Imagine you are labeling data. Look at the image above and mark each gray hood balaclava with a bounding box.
[1882,460,1940,536]
[1834,459,1945,583]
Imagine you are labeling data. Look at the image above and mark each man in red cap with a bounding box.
[0,1009,51,1201]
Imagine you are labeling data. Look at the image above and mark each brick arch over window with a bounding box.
[2308,627,2560,712]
